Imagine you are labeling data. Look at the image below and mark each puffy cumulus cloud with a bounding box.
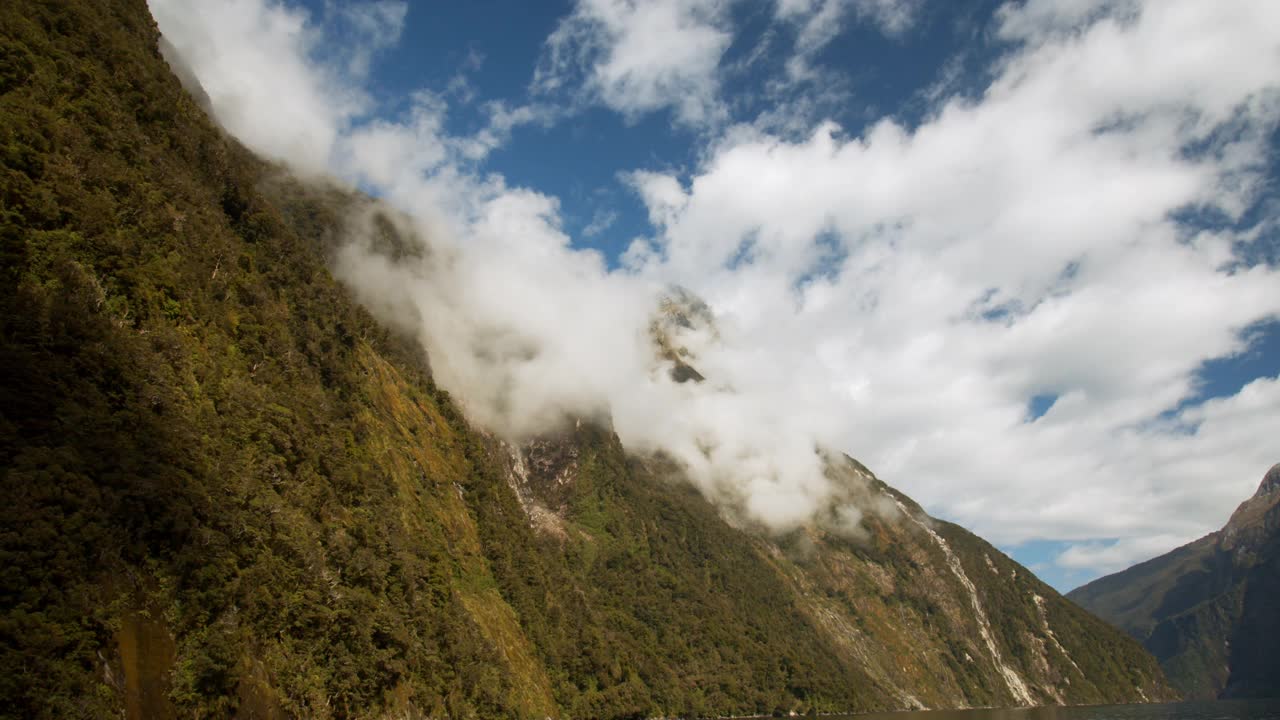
[534,0,734,126]
[528,0,924,128]
[148,0,404,175]
[156,0,1280,575]
[624,0,1280,574]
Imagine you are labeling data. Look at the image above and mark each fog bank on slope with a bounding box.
[331,199,872,532]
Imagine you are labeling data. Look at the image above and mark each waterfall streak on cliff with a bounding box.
[893,500,1034,705]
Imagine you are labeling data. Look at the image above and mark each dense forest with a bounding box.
[0,1,1173,717]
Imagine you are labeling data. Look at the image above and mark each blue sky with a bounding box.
[153,0,1280,591]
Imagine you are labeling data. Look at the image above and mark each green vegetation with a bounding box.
[0,0,1177,717]
[461,426,889,718]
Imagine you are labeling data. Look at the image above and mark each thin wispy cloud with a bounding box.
[533,0,736,127]
[583,208,620,238]
[776,0,923,78]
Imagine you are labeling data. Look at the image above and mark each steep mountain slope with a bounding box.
[1,0,1171,717]
[491,429,1173,714]
[1069,465,1280,700]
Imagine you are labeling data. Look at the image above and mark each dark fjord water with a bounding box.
[832,699,1280,720]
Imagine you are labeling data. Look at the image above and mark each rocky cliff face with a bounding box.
[0,0,1173,717]
[1068,465,1280,700]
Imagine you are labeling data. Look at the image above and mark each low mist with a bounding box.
[333,199,881,534]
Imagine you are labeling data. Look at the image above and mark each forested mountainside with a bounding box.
[0,0,1172,717]
[1069,465,1280,700]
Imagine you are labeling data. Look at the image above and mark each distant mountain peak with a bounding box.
[651,286,717,383]
[1257,463,1280,498]
[1069,465,1280,700]
[1223,463,1280,538]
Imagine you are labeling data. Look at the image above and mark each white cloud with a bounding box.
[528,0,922,130]
[455,101,561,162]
[777,0,922,48]
[583,208,619,238]
[624,0,1280,565]
[996,0,1135,43]
[330,0,408,77]
[775,0,922,81]
[333,91,450,188]
[534,0,734,126]
[1056,533,1189,574]
[154,0,1280,576]
[148,0,529,172]
[149,0,374,175]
